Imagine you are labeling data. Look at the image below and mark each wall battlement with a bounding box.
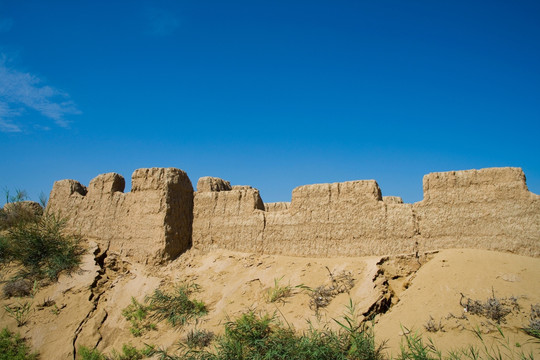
[47,168,193,264]
[47,167,540,262]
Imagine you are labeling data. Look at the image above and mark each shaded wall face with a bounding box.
[47,168,193,264]
[193,168,540,258]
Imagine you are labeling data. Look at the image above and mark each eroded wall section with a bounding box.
[47,168,193,264]
[192,167,540,257]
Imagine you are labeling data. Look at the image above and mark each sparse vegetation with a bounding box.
[423,316,444,333]
[4,301,32,327]
[4,213,83,280]
[0,189,41,231]
[309,267,355,313]
[460,289,519,324]
[146,283,207,327]
[266,276,295,303]
[0,327,38,360]
[156,300,385,360]
[3,279,33,298]
[78,344,154,360]
[185,328,215,349]
[523,304,540,339]
[121,297,156,337]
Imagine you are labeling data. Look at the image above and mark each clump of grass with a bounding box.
[267,276,295,303]
[4,301,32,327]
[523,304,540,339]
[146,283,207,327]
[460,288,518,324]
[121,297,156,337]
[78,344,155,360]
[185,328,215,349]
[0,327,38,360]
[423,316,444,333]
[5,213,83,280]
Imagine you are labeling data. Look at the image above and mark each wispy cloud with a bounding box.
[146,8,179,36]
[0,57,81,132]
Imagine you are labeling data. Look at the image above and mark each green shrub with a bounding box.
[6,213,83,280]
[172,304,385,360]
[146,283,207,327]
[78,344,154,360]
[0,327,38,360]
[121,297,156,337]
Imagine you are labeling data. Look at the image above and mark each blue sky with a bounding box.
[1,0,539,205]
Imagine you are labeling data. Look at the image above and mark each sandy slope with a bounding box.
[1,246,539,359]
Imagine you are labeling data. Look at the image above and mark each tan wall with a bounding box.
[47,168,193,264]
[192,167,540,257]
[47,166,540,262]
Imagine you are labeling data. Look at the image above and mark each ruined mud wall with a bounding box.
[193,167,540,257]
[415,167,540,256]
[47,168,193,264]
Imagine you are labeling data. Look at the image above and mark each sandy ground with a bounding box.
[1,245,539,359]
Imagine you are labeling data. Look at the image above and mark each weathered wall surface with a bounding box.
[192,167,540,257]
[47,166,540,262]
[415,168,540,256]
[47,168,193,264]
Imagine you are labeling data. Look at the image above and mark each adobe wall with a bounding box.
[46,166,540,262]
[192,167,540,257]
[47,168,194,264]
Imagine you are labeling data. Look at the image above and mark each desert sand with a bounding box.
[1,246,539,359]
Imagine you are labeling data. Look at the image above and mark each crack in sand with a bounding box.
[72,243,110,360]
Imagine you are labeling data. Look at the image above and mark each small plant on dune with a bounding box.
[6,213,83,280]
[4,301,32,327]
[146,283,207,327]
[0,327,38,360]
[397,326,442,360]
[423,316,444,333]
[460,288,519,324]
[523,304,540,339]
[309,267,355,313]
[78,344,155,360]
[267,276,295,303]
[122,297,156,337]
[184,328,215,349]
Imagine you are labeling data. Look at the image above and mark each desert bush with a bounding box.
[121,297,156,337]
[6,213,83,280]
[185,328,215,349]
[2,279,33,298]
[0,189,42,231]
[524,304,540,339]
[309,267,355,312]
[165,300,385,360]
[460,289,518,324]
[146,283,207,327]
[0,327,38,360]
[78,344,154,360]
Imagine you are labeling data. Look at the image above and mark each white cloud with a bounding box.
[0,57,80,132]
